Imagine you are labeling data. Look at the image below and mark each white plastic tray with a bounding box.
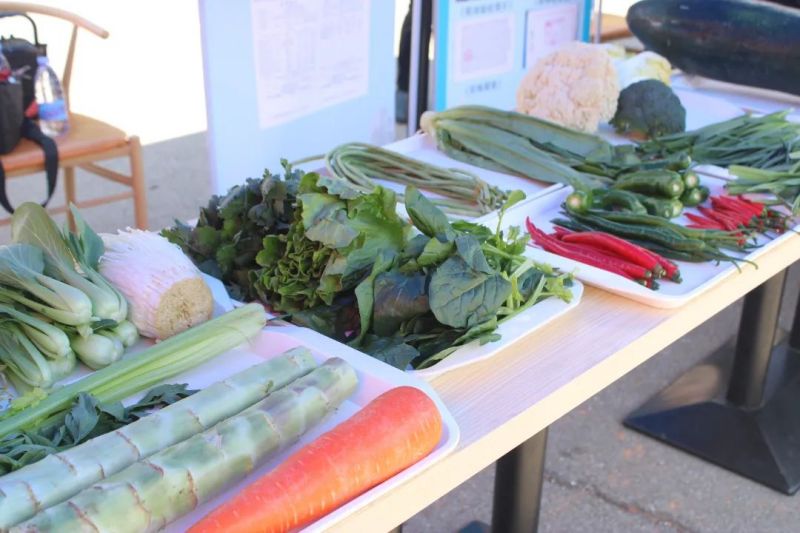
[163,323,460,532]
[413,280,583,379]
[217,264,583,379]
[487,177,799,309]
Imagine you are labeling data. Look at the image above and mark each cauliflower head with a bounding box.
[516,42,619,133]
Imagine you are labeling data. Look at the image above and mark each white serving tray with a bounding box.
[164,323,460,532]
[413,279,583,379]
[487,176,799,309]
[215,265,583,379]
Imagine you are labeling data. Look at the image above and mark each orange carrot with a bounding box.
[189,386,443,533]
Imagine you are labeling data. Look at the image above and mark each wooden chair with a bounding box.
[0,2,147,229]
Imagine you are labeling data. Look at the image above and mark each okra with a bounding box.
[613,170,686,199]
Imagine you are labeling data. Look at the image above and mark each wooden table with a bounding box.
[328,227,800,532]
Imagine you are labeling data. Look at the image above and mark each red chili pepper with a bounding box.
[560,231,662,274]
[698,206,740,231]
[526,218,649,281]
[685,212,725,230]
[551,226,573,238]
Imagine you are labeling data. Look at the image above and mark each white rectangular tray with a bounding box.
[412,279,583,379]
[217,272,583,380]
[488,176,799,309]
[165,324,460,532]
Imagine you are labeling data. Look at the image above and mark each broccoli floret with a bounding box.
[611,79,686,139]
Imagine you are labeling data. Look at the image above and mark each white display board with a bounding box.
[433,0,593,110]
[199,0,396,194]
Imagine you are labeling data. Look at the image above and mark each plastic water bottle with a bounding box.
[34,55,69,137]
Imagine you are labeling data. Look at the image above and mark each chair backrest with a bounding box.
[0,2,108,110]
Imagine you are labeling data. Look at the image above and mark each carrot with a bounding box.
[189,386,443,533]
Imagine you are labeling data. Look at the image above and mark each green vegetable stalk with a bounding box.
[14,358,357,533]
[0,348,317,529]
[726,156,800,214]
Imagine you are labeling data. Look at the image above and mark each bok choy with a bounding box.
[0,245,91,327]
[11,203,127,323]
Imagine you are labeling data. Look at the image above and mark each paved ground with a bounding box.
[4,132,799,533]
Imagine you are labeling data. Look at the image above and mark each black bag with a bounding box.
[0,12,46,113]
[0,11,57,215]
[0,80,22,153]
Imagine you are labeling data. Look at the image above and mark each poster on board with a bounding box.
[200,0,395,194]
[434,0,593,111]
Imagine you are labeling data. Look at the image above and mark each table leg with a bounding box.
[491,428,548,533]
[460,428,549,533]
[624,270,800,494]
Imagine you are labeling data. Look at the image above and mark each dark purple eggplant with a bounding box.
[627,0,800,96]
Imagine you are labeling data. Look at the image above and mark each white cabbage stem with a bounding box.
[99,230,213,340]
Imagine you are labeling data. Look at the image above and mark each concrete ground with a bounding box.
[4,132,799,533]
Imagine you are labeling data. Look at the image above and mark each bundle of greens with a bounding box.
[257,173,573,369]
[162,162,302,301]
[252,172,411,312]
[322,142,508,217]
[419,105,691,190]
[727,153,800,214]
[638,111,800,169]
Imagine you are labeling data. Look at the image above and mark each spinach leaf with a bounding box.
[417,237,454,267]
[405,186,453,241]
[353,252,397,343]
[359,335,419,370]
[372,271,430,336]
[428,256,511,328]
[289,297,360,342]
[454,235,493,274]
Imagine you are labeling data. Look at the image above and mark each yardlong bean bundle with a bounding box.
[325,142,508,217]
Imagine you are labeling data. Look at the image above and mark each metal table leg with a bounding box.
[491,428,548,533]
[461,428,549,533]
[625,271,800,494]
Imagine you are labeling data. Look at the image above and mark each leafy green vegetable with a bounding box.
[0,383,194,474]
[254,173,409,311]
[429,255,511,329]
[11,204,126,322]
[162,161,302,301]
[372,271,429,336]
[0,245,91,326]
[168,164,573,372]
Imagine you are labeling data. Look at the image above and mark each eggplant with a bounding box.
[627,0,800,96]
